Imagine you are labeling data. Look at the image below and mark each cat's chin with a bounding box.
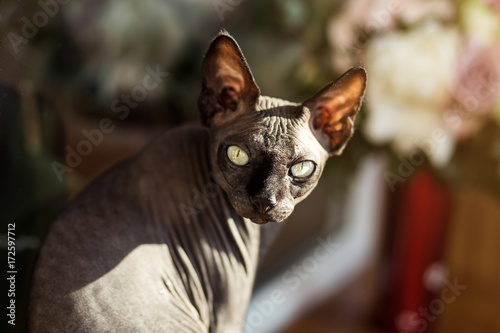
[250,216,272,225]
[230,201,288,224]
[249,216,283,225]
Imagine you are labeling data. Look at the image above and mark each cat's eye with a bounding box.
[290,161,315,178]
[227,145,249,166]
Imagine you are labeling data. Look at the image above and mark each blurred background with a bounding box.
[1,0,500,332]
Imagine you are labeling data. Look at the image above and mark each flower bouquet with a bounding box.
[328,0,500,193]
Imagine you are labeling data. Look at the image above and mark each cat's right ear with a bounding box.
[304,67,367,155]
[198,32,260,127]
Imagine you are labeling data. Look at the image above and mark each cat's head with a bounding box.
[198,32,366,224]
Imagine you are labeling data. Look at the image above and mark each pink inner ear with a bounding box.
[214,68,244,111]
[311,89,362,153]
[313,97,356,130]
[199,34,261,126]
[214,63,244,91]
[313,105,331,129]
[306,67,366,153]
[220,86,239,111]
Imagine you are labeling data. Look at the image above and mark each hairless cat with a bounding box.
[28,31,366,332]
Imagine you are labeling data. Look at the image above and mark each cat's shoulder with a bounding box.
[140,123,209,158]
[62,123,210,209]
[129,122,212,184]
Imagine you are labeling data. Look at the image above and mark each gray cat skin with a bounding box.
[28,31,366,333]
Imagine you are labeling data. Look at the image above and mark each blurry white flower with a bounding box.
[327,0,397,71]
[328,0,455,71]
[363,20,461,167]
[398,0,455,26]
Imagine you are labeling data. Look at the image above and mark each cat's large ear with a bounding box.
[198,31,260,127]
[304,67,366,155]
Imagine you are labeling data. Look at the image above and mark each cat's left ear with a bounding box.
[198,31,260,127]
[304,67,367,155]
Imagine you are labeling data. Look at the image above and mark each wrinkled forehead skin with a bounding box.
[209,96,329,168]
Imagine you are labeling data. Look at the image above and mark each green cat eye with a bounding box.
[227,145,249,166]
[290,161,315,178]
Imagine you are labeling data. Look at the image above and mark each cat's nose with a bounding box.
[251,196,277,215]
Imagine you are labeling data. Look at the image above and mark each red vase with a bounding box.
[374,165,453,333]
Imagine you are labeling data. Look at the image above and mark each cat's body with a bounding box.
[28,32,366,332]
[29,124,261,332]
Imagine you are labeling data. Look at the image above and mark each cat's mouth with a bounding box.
[247,206,292,224]
[228,194,290,224]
